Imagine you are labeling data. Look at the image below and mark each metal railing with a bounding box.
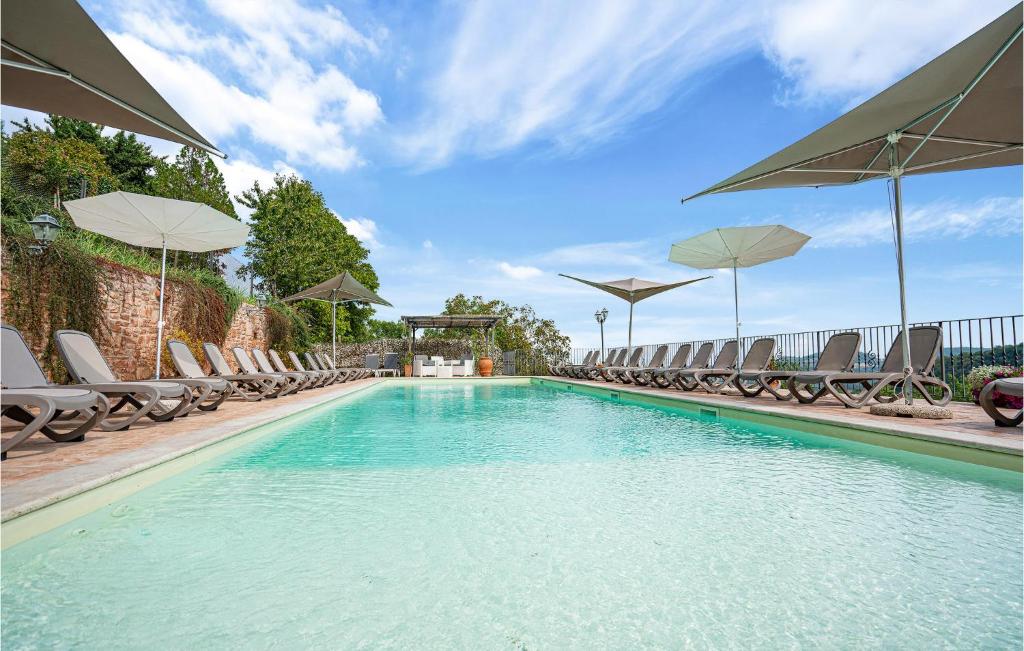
[511,315,1022,402]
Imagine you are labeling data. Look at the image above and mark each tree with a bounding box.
[365,319,407,340]
[151,147,236,217]
[239,174,379,343]
[99,131,158,193]
[433,293,571,360]
[3,129,117,206]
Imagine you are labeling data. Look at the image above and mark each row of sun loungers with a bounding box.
[0,324,374,459]
[551,326,954,410]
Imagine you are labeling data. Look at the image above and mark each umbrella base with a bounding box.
[869,403,953,420]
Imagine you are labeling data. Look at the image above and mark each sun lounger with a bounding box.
[740,332,863,401]
[821,326,952,408]
[318,352,372,380]
[656,342,714,389]
[587,349,626,380]
[599,347,643,382]
[54,329,199,429]
[636,344,691,387]
[260,349,318,388]
[205,343,292,398]
[651,345,700,386]
[979,377,1022,427]
[304,352,344,384]
[283,350,333,387]
[160,340,233,410]
[693,338,776,394]
[233,347,307,393]
[1,324,109,459]
[170,340,275,402]
[563,350,599,378]
[674,341,737,391]
[621,345,668,384]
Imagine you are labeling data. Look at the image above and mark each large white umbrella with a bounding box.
[559,274,711,358]
[282,272,392,362]
[668,225,810,365]
[63,191,249,378]
[683,6,1021,402]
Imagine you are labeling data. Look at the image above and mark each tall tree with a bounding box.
[150,147,236,217]
[3,129,116,206]
[99,131,158,194]
[239,174,378,343]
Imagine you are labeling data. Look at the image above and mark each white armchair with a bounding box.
[412,355,435,377]
[451,357,475,376]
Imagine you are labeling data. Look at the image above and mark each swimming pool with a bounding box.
[3,382,1021,648]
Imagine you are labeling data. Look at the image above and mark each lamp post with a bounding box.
[254,293,269,308]
[594,307,608,361]
[27,213,61,254]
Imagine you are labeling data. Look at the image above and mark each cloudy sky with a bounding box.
[6,0,1021,348]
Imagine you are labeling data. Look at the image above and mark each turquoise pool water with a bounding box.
[3,382,1021,648]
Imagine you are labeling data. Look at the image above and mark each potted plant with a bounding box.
[473,338,493,377]
[401,352,413,377]
[966,365,1023,408]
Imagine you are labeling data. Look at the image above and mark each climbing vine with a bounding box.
[266,301,310,353]
[2,234,102,377]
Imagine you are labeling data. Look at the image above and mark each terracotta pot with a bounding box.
[478,356,493,377]
[403,364,412,377]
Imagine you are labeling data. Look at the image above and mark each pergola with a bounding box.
[401,315,502,356]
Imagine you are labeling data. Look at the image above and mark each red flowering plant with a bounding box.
[966,365,1023,409]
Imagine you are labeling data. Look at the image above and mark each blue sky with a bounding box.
[6,0,1021,348]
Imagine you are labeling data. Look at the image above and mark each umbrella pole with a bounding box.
[733,261,742,368]
[155,239,167,379]
[627,302,634,358]
[331,301,337,365]
[891,171,914,405]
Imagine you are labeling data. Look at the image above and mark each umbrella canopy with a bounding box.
[684,4,1021,199]
[681,6,1021,404]
[668,225,810,269]
[1,0,222,156]
[559,273,711,355]
[282,272,392,307]
[64,192,248,378]
[669,225,810,365]
[283,272,392,362]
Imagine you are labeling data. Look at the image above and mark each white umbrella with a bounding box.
[559,274,711,358]
[668,225,810,365]
[63,191,249,378]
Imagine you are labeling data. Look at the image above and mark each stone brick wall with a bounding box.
[1,259,269,380]
[314,337,507,375]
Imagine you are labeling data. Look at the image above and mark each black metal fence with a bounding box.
[508,315,1023,402]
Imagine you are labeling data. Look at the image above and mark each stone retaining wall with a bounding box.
[1,259,269,381]
[313,337,506,375]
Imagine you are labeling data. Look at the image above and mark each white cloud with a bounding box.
[422,240,434,249]
[762,0,1016,106]
[107,0,382,171]
[497,261,543,280]
[396,1,1014,168]
[803,196,1023,248]
[397,1,758,167]
[335,214,381,249]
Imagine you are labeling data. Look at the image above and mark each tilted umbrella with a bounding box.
[669,225,810,366]
[683,5,1022,402]
[282,272,392,362]
[1,1,223,156]
[63,191,248,378]
[559,274,711,357]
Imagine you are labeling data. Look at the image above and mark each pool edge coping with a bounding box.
[532,377,1022,471]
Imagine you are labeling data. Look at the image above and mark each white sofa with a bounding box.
[413,355,446,377]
